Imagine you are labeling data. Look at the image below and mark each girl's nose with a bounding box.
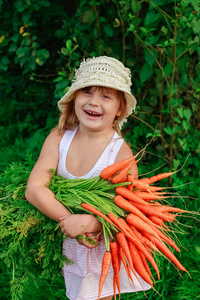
[89,93,100,106]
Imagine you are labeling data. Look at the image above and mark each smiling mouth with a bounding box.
[84,110,102,117]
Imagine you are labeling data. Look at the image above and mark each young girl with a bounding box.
[25,56,151,300]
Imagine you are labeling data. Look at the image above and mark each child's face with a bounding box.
[74,86,121,131]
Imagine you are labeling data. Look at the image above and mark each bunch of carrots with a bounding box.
[79,153,194,300]
[49,150,197,300]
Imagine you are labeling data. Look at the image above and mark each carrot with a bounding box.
[108,213,136,240]
[149,205,187,214]
[142,232,190,277]
[130,180,151,191]
[111,158,140,184]
[131,203,176,222]
[133,191,163,201]
[119,247,136,287]
[113,274,117,300]
[126,214,161,240]
[119,247,133,284]
[126,233,160,280]
[110,241,121,299]
[127,174,134,191]
[116,232,139,280]
[115,187,149,206]
[139,172,174,185]
[109,216,160,280]
[114,195,157,226]
[148,223,181,252]
[148,215,168,228]
[81,203,115,226]
[129,225,160,253]
[100,156,135,180]
[139,251,154,280]
[148,173,174,184]
[128,241,153,286]
[98,251,112,300]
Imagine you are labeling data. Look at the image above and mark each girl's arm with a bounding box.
[25,129,101,236]
[25,129,70,222]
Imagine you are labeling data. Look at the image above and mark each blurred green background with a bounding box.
[0,0,199,299]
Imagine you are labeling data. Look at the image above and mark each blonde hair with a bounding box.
[57,87,127,135]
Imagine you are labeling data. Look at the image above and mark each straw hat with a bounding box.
[57,56,137,121]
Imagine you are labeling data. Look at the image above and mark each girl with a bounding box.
[25,56,151,300]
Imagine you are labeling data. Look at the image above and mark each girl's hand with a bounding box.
[76,232,102,249]
[59,214,102,238]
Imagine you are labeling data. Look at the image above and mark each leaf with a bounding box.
[66,40,72,51]
[172,125,180,134]
[173,159,180,169]
[146,133,153,138]
[154,129,161,137]
[139,64,153,82]
[182,120,190,131]
[164,126,172,135]
[183,109,191,121]
[53,76,64,83]
[174,117,181,124]
[61,47,69,55]
[144,48,157,67]
[103,25,114,37]
[196,246,200,255]
[131,0,141,12]
[177,107,184,118]
[71,52,80,60]
[164,63,172,76]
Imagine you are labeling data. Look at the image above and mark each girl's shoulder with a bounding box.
[115,141,133,163]
[115,140,138,179]
[45,127,66,144]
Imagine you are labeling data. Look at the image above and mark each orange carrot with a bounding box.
[126,214,161,240]
[127,174,134,191]
[148,223,181,252]
[110,241,121,299]
[139,172,174,185]
[128,241,153,286]
[148,173,174,184]
[126,232,160,280]
[139,251,154,280]
[149,205,187,214]
[116,232,139,280]
[98,251,112,300]
[142,232,190,276]
[119,247,132,284]
[100,156,135,180]
[132,203,176,222]
[114,195,156,226]
[81,203,115,226]
[113,274,117,300]
[111,159,140,184]
[148,215,168,228]
[131,180,151,191]
[115,187,149,206]
[129,225,160,253]
[133,191,163,201]
[108,213,136,240]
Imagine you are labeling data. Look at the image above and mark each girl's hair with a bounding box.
[57,86,127,135]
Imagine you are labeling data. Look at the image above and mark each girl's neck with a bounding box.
[76,125,115,142]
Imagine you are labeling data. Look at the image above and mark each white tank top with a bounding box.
[57,126,124,179]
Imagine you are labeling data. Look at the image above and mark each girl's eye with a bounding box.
[103,95,110,99]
